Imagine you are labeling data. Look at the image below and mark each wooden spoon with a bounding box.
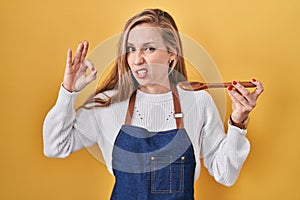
[178,81,256,91]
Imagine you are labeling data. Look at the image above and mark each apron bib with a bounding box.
[111,87,196,200]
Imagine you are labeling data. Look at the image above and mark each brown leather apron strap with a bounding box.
[125,91,137,125]
[125,84,184,129]
[171,84,184,129]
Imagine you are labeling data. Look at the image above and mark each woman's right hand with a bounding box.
[63,41,97,92]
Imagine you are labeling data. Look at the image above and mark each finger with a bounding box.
[85,60,95,71]
[251,79,264,100]
[66,48,72,68]
[73,42,84,66]
[80,40,89,62]
[228,87,242,105]
[228,86,254,109]
[78,60,93,73]
[78,62,88,74]
[228,86,243,106]
[85,60,97,83]
[86,70,97,84]
[232,81,253,102]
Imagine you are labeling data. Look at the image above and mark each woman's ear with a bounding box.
[168,51,177,62]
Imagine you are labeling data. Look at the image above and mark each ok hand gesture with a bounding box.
[63,41,97,92]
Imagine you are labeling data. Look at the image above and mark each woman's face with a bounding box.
[126,23,174,88]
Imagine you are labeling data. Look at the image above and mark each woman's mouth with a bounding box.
[135,68,148,78]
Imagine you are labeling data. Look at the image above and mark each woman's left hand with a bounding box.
[227,79,264,124]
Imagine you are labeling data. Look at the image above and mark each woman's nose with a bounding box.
[133,50,145,65]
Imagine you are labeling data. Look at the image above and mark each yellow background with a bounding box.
[1,0,300,199]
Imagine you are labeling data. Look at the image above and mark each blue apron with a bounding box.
[111,87,196,200]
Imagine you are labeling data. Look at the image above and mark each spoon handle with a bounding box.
[179,81,256,91]
[207,81,256,88]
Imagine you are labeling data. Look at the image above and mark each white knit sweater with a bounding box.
[43,84,250,186]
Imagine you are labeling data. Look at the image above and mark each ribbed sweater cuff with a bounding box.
[55,83,81,109]
[227,120,247,135]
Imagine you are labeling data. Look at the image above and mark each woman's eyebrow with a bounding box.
[126,41,156,46]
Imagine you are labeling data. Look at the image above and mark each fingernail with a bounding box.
[252,78,256,82]
[233,81,237,85]
[228,86,232,91]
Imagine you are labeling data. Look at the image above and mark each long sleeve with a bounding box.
[200,93,250,186]
[43,85,99,158]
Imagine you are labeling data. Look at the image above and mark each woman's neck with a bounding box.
[139,80,171,94]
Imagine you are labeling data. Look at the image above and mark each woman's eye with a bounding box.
[126,47,136,52]
[145,47,156,52]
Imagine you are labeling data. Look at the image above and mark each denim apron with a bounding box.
[111,87,196,200]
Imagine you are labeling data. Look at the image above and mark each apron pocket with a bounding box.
[150,155,184,194]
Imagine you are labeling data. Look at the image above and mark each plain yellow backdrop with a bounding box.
[1,0,299,199]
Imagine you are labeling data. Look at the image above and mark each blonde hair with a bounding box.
[81,8,187,109]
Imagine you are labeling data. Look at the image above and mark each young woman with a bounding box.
[43,8,264,200]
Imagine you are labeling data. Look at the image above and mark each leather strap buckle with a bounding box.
[173,113,183,118]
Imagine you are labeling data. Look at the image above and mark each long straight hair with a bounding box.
[81,9,187,109]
